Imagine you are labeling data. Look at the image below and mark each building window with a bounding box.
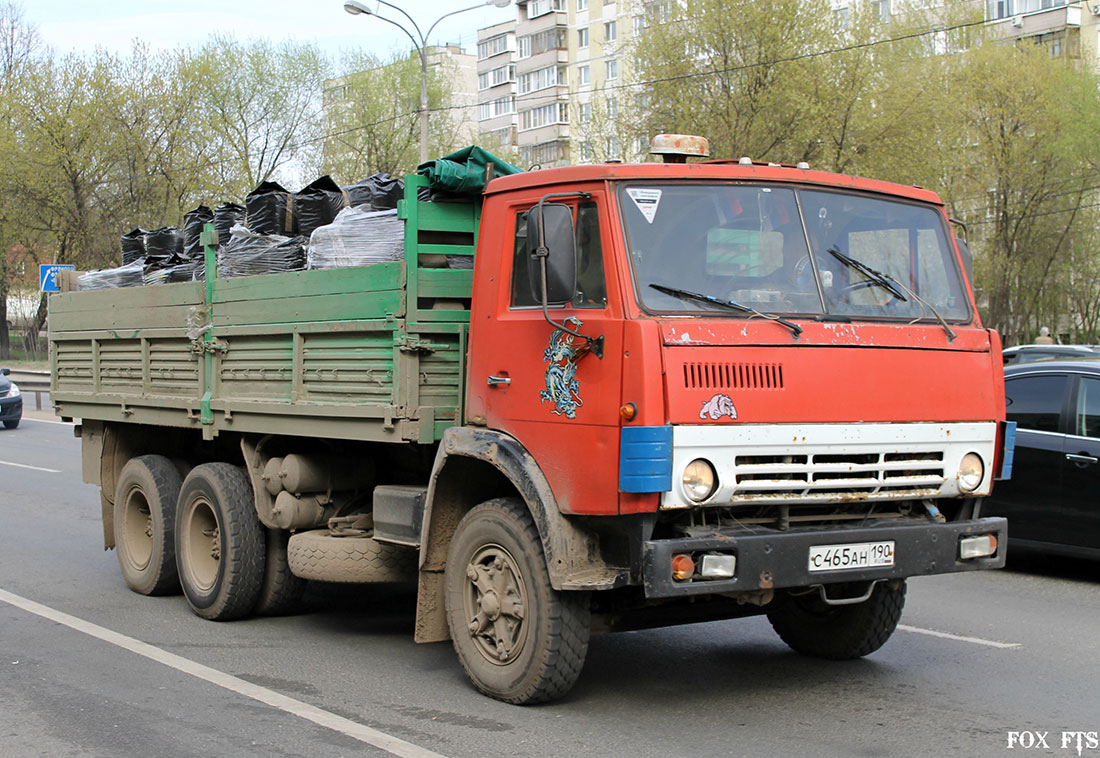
[986,0,1012,20]
[579,101,591,122]
[528,0,566,18]
[478,33,513,60]
[871,0,890,22]
[517,36,531,59]
[606,59,618,80]
[520,102,569,130]
[578,65,590,85]
[519,65,566,94]
[479,96,515,121]
[605,136,620,159]
[519,27,567,58]
[607,95,618,118]
[604,20,617,42]
[578,27,589,47]
[520,140,567,166]
[578,0,588,10]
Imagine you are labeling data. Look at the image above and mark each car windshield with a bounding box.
[619,182,971,322]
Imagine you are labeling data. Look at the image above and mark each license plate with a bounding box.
[808,541,895,572]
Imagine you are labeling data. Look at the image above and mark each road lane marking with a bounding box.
[0,460,61,473]
[898,624,1021,649]
[0,588,447,758]
[21,417,74,426]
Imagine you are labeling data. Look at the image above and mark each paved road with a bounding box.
[1,418,1097,758]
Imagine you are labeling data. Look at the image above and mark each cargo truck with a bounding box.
[50,141,1012,704]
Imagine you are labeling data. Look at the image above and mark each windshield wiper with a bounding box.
[648,284,803,338]
[826,248,956,341]
[827,248,908,303]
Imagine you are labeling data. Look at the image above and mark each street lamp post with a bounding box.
[343,0,512,165]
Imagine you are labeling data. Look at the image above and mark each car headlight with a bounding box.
[958,452,984,492]
[7,382,19,398]
[682,459,718,502]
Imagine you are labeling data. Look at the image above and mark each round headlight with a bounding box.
[683,459,718,502]
[958,452,984,492]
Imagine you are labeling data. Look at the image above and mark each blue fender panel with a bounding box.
[620,425,673,493]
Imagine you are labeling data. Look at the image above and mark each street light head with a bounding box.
[343,1,373,16]
[487,0,512,6]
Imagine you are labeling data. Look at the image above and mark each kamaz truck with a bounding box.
[50,140,1011,703]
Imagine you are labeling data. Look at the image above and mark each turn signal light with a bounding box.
[671,553,695,581]
[619,402,637,421]
[959,534,998,560]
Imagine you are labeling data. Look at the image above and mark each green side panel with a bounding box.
[49,281,204,332]
[98,339,143,393]
[418,269,474,299]
[218,333,295,400]
[301,331,395,405]
[212,264,405,326]
[149,339,201,394]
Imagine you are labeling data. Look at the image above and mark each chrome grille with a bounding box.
[729,450,945,501]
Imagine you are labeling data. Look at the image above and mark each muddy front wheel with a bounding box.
[444,498,590,704]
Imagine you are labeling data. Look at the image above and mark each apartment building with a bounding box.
[476,21,519,155]
[985,0,1100,62]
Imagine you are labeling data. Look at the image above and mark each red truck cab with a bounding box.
[462,158,1005,619]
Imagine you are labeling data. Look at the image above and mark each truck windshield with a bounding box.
[619,183,971,323]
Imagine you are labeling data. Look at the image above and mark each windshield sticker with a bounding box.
[626,188,662,224]
[700,393,738,421]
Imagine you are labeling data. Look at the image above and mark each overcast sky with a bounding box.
[19,1,515,60]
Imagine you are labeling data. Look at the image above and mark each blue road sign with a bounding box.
[40,264,75,293]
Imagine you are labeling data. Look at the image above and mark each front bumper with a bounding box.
[642,516,1006,598]
[0,396,22,422]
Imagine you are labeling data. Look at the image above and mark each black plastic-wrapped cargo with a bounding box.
[214,202,245,247]
[297,175,347,238]
[182,205,214,258]
[120,228,146,265]
[145,226,184,258]
[245,181,297,236]
[78,261,146,290]
[219,224,306,278]
[343,173,404,211]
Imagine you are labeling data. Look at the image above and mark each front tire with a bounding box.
[114,455,182,596]
[767,580,906,660]
[175,463,265,621]
[444,498,590,704]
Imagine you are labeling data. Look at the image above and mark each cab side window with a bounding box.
[509,203,608,309]
[1005,375,1067,433]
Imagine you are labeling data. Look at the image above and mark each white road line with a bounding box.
[0,459,61,473]
[21,416,74,426]
[0,588,447,758]
[898,624,1021,649]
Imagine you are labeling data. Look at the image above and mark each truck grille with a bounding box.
[729,450,945,501]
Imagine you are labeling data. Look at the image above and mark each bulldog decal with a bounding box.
[700,393,737,421]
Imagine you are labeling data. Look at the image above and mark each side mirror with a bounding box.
[955,237,973,284]
[0,368,9,376]
[526,203,576,305]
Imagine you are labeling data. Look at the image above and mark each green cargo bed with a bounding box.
[49,174,478,443]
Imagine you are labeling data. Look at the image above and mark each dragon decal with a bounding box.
[540,317,587,419]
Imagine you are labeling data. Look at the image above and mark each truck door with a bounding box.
[467,194,624,516]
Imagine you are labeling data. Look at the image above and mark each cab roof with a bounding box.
[484,161,944,206]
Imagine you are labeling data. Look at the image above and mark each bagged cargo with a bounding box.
[120,228,146,265]
[343,173,404,211]
[219,224,306,278]
[245,181,297,236]
[77,261,146,290]
[143,260,203,285]
[307,207,404,270]
[144,226,184,258]
[214,202,245,247]
[183,205,214,258]
[297,175,348,238]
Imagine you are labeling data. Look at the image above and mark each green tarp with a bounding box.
[417,146,523,196]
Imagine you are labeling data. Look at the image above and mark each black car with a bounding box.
[1002,344,1100,365]
[0,368,22,429]
[983,359,1100,559]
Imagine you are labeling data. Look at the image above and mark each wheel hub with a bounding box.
[464,545,527,664]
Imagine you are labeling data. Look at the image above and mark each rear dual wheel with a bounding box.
[175,463,265,621]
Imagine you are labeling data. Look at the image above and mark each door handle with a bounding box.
[487,375,511,387]
[1065,453,1098,465]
